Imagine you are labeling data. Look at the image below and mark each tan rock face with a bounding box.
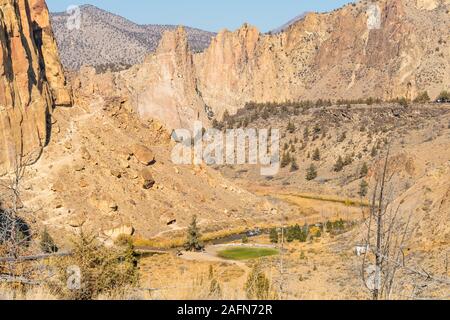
[114,0,449,126]
[122,26,207,130]
[194,0,449,117]
[104,225,134,240]
[415,0,447,10]
[29,0,71,106]
[0,0,71,174]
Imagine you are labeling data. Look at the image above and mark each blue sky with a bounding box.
[47,0,353,32]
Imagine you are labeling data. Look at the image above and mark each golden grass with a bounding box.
[275,192,370,207]
[132,226,249,249]
[0,285,57,300]
[133,236,185,249]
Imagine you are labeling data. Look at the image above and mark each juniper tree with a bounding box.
[358,180,369,198]
[337,132,347,142]
[287,121,296,133]
[184,215,204,252]
[360,162,369,177]
[312,148,321,161]
[334,156,344,172]
[344,154,353,166]
[290,158,299,172]
[40,228,58,253]
[371,146,378,157]
[303,127,310,139]
[281,152,291,168]
[437,90,450,101]
[313,124,321,134]
[306,164,318,181]
[413,91,430,103]
[222,110,230,122]
[269,228,279,243]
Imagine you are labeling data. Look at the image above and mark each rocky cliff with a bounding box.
[0,0,70,174]
[194,0,450,117]
[116,0,449,124]
[121,26,208,130]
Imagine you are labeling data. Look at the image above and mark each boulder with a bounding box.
[110,169,122,178]
[69,216,86,228]
[132,144,155,165]
[104,225,135,240]
[141,169,156,189]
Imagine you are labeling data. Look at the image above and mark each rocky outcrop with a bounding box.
[117,0,449,124]
[122,26,207,130]
[66,0,448,131]
[416,0,450,10]
[29,0,71,106]
[194,0,449,117]
[132,144,155,166]
[0,0,71,174]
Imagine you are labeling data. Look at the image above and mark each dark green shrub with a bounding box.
[40,228,58,254]
[360,162,369,177]
[184,215,204,252]
[306,164,318,181]
[358,180,369,197]
[333,156,344,172]
[54,231,138,300]
[269,228,279,244]
[413,91,430,103]
[312,148,321,161]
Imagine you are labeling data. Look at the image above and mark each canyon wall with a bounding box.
[194,0,450,117]
[123,26,208,130]
[0,0,70,174]
[122,0,449,124]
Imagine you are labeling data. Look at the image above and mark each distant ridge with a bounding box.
[270,12,308,34]
[51,5,215,71]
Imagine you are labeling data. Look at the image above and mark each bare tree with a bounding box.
[0,154,37,285]
[361,148,450,300]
